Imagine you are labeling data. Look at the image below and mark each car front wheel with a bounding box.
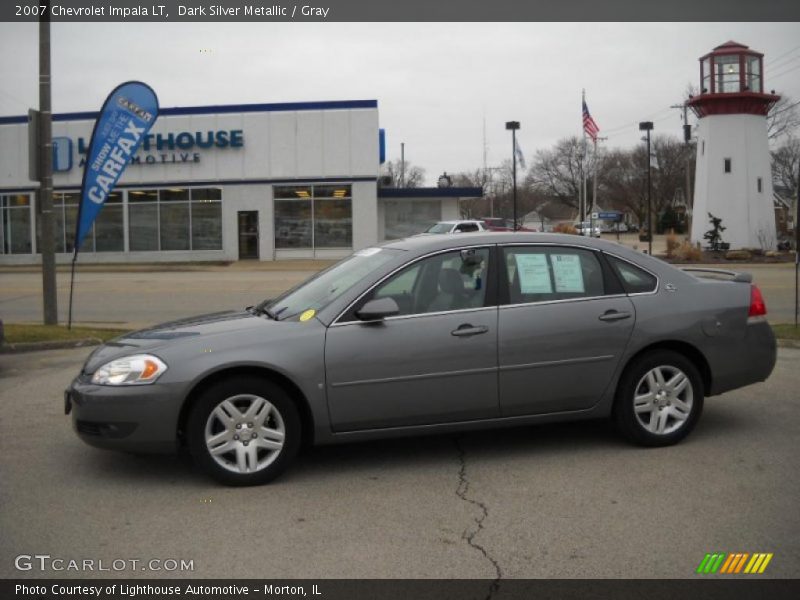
[614,350,704,446]
[187,377,301,485]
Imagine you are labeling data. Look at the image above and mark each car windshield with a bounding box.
[424,223,452,234]
[264,247,401,320]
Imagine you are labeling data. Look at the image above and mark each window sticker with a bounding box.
[515,253,553,294]
[551,254,585,293]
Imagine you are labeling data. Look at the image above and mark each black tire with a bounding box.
[613,350,704,447]
[187,376,301,486]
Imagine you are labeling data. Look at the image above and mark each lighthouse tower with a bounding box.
[688,41,779,250]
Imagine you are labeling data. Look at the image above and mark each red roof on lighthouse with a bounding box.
[714,40,749,51]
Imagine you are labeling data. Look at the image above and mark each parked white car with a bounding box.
[421,220,488,234]
[574,221,602,237]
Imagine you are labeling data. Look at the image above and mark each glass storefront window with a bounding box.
[161,188,189,202]
[1,194,33,254]
[191,202,223,250]
[129,189,158,203]
[129,203,159,251]
[275,199,312,248]
[4,188,220,256]
[274,184,352,250]
[314,199,352,248]
[127,187,222,252]
[94,204,124,252]
[160,202,191,250]
[274,185,313,199]
[191,188,222,201]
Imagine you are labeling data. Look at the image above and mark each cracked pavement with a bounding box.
[1,347,799,579]
[455,438,502,598]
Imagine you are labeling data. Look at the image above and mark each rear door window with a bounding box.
[502,246,606,304]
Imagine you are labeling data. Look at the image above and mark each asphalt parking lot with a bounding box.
[1,346,798,579]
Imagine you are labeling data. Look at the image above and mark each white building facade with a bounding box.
[1,100,392,264]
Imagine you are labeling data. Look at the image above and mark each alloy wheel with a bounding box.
[632,365,694,435]
[204,394,286,474]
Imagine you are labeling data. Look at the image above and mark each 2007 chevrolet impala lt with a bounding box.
[65,233,776,485]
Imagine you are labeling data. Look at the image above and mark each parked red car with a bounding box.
[480,217,537,232]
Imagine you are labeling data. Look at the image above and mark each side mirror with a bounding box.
[356,297,400,321]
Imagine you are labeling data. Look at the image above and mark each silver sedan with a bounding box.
[66,233,776,485]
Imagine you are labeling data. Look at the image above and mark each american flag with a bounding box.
[514,138,526,170]
[582,100,600,142]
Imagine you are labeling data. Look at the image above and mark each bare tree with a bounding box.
[768,95,800,142]
[526,136,595,210]
[772,135,800,200]
[381,159,426,188]
[597,148,647,226]
[596,135,690,230]
[451,168,491,218]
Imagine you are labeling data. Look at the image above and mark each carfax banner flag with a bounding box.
[75,81,159,251]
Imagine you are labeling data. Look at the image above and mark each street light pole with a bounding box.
[506,121,520,231]
[39,6,58,325]
[639,121,654,256]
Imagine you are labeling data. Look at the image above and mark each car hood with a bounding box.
[82,310,267,374]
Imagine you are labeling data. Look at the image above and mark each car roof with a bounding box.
[381,231,683,277]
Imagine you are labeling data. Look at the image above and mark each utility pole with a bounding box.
[672,102,694,232]
[39,5,58,325]
[590,136,608,236]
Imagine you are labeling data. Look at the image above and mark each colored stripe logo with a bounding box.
[696,552,773,574]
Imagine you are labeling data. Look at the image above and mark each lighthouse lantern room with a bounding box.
[688,41,780,250]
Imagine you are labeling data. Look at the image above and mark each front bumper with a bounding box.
[66,376,185,454]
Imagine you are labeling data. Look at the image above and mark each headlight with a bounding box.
[91,354,167,386]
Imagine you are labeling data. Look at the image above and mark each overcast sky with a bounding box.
[1,22,798,184]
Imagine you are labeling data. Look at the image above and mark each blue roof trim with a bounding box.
[378,187,483,198]
[0,99,378,125]
[0,176,378,194]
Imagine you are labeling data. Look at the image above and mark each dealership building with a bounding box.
[0,99,480,264]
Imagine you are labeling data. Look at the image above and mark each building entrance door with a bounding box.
[237,211,259,260]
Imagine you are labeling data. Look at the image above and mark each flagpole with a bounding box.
[581,89,587,224]
[590,136,597,235]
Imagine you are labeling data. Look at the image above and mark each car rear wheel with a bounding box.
[614,350,703,446]
[187,377,301,485]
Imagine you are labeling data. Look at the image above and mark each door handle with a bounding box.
[598,310,632,322]
[451,324,489,337]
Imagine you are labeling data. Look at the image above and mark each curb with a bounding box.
[777,338,800,350]
[0,338,102,354]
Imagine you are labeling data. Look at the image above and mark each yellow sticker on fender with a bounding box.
[299,309,316,322]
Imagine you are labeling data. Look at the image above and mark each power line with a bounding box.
[601,106,674,135]
[770,62,800,83]
[766,44,800,67]
[767,54,800,75]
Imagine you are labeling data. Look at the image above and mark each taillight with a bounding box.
[748,285,767,317]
